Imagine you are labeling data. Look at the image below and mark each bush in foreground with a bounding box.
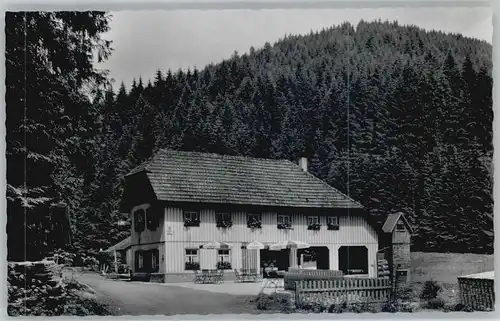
[420,280,442,300]
[8,262,113,316]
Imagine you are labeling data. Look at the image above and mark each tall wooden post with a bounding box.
[381,212,413,301]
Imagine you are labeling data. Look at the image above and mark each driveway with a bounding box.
[74,273,261,315]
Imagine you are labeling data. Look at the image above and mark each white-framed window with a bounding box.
[138,252,144,269]
[216,212,232,227]
[277,214,291,224]
[183,210,200,227]
[247,213,262,228]
[307,216,320,225]
[218,249,230,262]
[327,216,339,225]
[151,249,159,271]
[184,248,200,270]
[327,216,339,230]
[277,214,292,229]
[185,249,199,263]
[217,249,232,269]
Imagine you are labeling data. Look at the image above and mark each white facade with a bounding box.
[129,203,380,278]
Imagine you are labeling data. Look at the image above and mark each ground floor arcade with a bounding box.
[130,241,379,278]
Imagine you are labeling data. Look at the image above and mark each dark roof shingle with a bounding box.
[126,149,362,209]
[382,212,413,233]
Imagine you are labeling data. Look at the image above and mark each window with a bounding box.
[216,212,232,228]
[277,214,292,229]
[327,216,339,230]
[307,216,321,230]
[136,251,144,269]
[396,222,406,232]
[134,249,159,272]
[247,213,262,228]
[185,249,199,263]
[183,211,200,227]
[307,216,319,225]
[134,209,146,232]
[151,249,159,272]
[146,207,161,231]
[217,249,232,270]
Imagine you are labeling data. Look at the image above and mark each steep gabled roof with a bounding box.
[125,149,363,209]
[382,212,413,233]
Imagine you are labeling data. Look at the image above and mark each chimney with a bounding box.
[298,157,308,172]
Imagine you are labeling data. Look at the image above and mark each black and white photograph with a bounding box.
[4,1,495,316]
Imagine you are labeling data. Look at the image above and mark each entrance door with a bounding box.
[338,246,368,275]
[315,247,330,270]
[260,249,290,272]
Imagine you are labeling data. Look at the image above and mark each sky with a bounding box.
[99,7,492,89]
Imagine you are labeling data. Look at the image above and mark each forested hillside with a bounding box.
[6,16,493,262]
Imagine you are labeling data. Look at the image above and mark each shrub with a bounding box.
[256,293,272,310]
[216,261,231,270]
[348,301,372,313]
[420,280,442,300]
[328,301,347,313]
[381,301,397,313]
[185,261,200,270]
[8,261,113,316]
[397,286,416,301]
[426,297,445,310]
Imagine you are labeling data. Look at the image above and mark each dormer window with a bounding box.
[277,214,292,229]
[184,210,200,227]
[134,209,146,232]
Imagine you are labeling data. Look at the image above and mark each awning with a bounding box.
[269,240,310,251]
[245,240,265,250]
[201,241,232,249]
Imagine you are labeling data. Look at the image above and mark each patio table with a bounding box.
[259,269,282,293]
[199,269,223,284]
[237,269,260,282]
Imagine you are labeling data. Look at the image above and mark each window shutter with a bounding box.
[134,251,140,271]
[153,249,159,272]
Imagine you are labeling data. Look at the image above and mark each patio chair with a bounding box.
[215,270,224,284]
[249,269,259,282]
[234,269,243,282]
[193,270,204,284]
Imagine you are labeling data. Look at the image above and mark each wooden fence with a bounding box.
[458,277,495,310]
[284,270,344,290]
[295,278,391,306]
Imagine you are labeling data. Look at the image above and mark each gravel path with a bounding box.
[75,273,261,316]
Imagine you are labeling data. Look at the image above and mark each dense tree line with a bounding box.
[6,16,493,261]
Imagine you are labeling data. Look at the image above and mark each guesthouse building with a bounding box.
[119,149,382,281]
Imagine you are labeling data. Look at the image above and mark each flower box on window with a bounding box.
[277,222,292,230]
[247,220,262,229]
[184,218,200,227]
[216,220,233,228]
[216,261,232,270]
[307,223,321,230]
[185,261,200,270]
[327,223,339,230]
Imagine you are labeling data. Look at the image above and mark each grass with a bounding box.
[410,252,494,305]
